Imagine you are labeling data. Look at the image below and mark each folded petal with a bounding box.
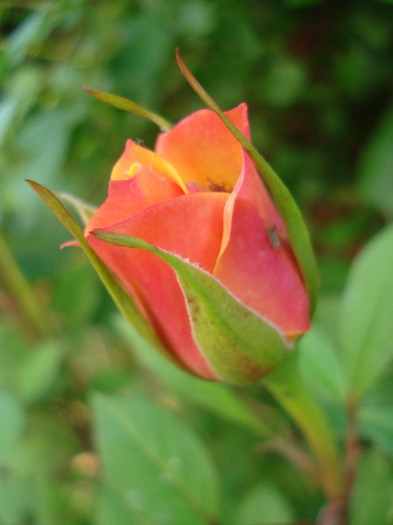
[87,192,229,378]
[214,151,309,338]
[111,139,188,193]
[85,169,184,234]
[156,104,250,189]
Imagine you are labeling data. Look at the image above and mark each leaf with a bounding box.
[14,340,63,402]
[357,104,393,219]
[298,324,346,404]
[175,50,318,314]
[0,391,25,467]
[359,405,393,458]
[84,87,172,132]
[232,483,295,525]
[338,224,393,399]
[93,231,290,385]
[27,180,187,373]
[113,315,271,438]
[91,393,219,525]
[349,448,393,525]
[3,9,49,66]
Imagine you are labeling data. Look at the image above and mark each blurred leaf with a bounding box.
[92,393,219,525]
[232,483,295,525]
[1,8,50,67]
[338,224,393,399]
[359,405,393,458]
[298,324,346,404]
[0,97,18,145]
[357,104,393,219]
[51,261,101,327]
[0,391,25,466]
[261,57,307,108]
[114,315,271,438]
[349,448,393,525]
[14,340,63,402]
[96,482,154,525]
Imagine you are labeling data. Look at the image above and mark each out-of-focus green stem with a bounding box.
[0,232,50,339]
[264,351,343,501]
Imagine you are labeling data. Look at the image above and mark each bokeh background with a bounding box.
[1,1,392,524]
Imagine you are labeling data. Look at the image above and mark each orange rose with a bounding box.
[85,104,309,381]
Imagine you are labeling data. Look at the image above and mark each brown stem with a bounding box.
[341,396,360,524]
[317,396,360,525]
[262,435,320,484]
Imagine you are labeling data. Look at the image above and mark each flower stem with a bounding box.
[0,232,50,339]
[264,351,343,501]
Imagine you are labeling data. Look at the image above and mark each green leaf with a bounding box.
[232,483,295,525]
[93,231,290,385]
[85,88,172,132]
[359,405,393,458]
[338,224,393,399]
[175,50,318,314]
[114,315,272,438]
[91,393,219,525]
[14,340,63,402]
[0,391,25,467]
[97,483,155,525]
[3,9,49,66]
[27,180,188,373]
[298,324,346,404]
[349,449,393,525]
[357,104,393,219]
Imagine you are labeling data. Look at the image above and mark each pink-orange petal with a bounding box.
[214,151,309,338]
[87,192,229,378]
[156,104,250,189]
[111,140,187,192]
[85,169,184,235]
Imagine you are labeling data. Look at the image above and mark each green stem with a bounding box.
[264,351,343,501]
[0,232,50,339]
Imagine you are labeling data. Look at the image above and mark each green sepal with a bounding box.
[92,230,291,385]
[54,191,97,226]
[176,50,319,314]
[84,87,173,132]
[26,180,190,374]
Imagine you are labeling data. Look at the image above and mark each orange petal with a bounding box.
[214,151,309,338]
[156,103,250,189]
[111,140,188,193]
[85,169,184,235]
[87,192,229,378]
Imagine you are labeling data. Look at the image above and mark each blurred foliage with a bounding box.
[0,0,393,524]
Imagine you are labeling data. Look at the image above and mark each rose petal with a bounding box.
[156,103,250,189]
[111,139,188,193]
[85,169,184,234]
[214,151,309,338]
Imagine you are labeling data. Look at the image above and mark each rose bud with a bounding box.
[86,104,310,384]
